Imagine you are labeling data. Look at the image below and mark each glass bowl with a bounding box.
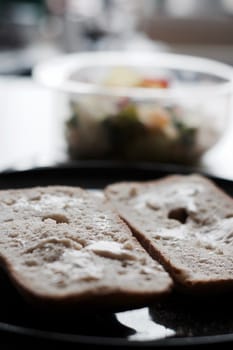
[33,51,233,164]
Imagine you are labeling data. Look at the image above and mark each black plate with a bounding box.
[1,161,233,349]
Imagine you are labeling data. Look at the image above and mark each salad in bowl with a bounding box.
[34,52,233,164]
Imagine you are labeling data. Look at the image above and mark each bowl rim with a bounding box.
[33,51,233,100]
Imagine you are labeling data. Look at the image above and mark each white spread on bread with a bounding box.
[86,240,136,260]
[49,250,104,281]
[134,183,203,214]
[151,226,187,240]
[13,194,84,211]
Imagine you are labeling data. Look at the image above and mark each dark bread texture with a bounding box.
[0,186,173,310]
[105,174,233,294]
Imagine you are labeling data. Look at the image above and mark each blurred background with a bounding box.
[1,0,233,75]
[0,0,233,176]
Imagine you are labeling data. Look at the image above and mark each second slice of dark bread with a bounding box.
[105,174,233,294]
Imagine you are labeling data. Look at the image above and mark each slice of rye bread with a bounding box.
[105,174,233,294]
[0,186,173,310]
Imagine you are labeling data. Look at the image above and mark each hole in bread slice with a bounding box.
[168,208,188,224]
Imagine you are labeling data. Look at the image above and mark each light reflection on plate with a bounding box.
[116,307,175,341]
[89,188,176,341]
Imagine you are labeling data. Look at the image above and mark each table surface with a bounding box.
[0,77,233,180]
